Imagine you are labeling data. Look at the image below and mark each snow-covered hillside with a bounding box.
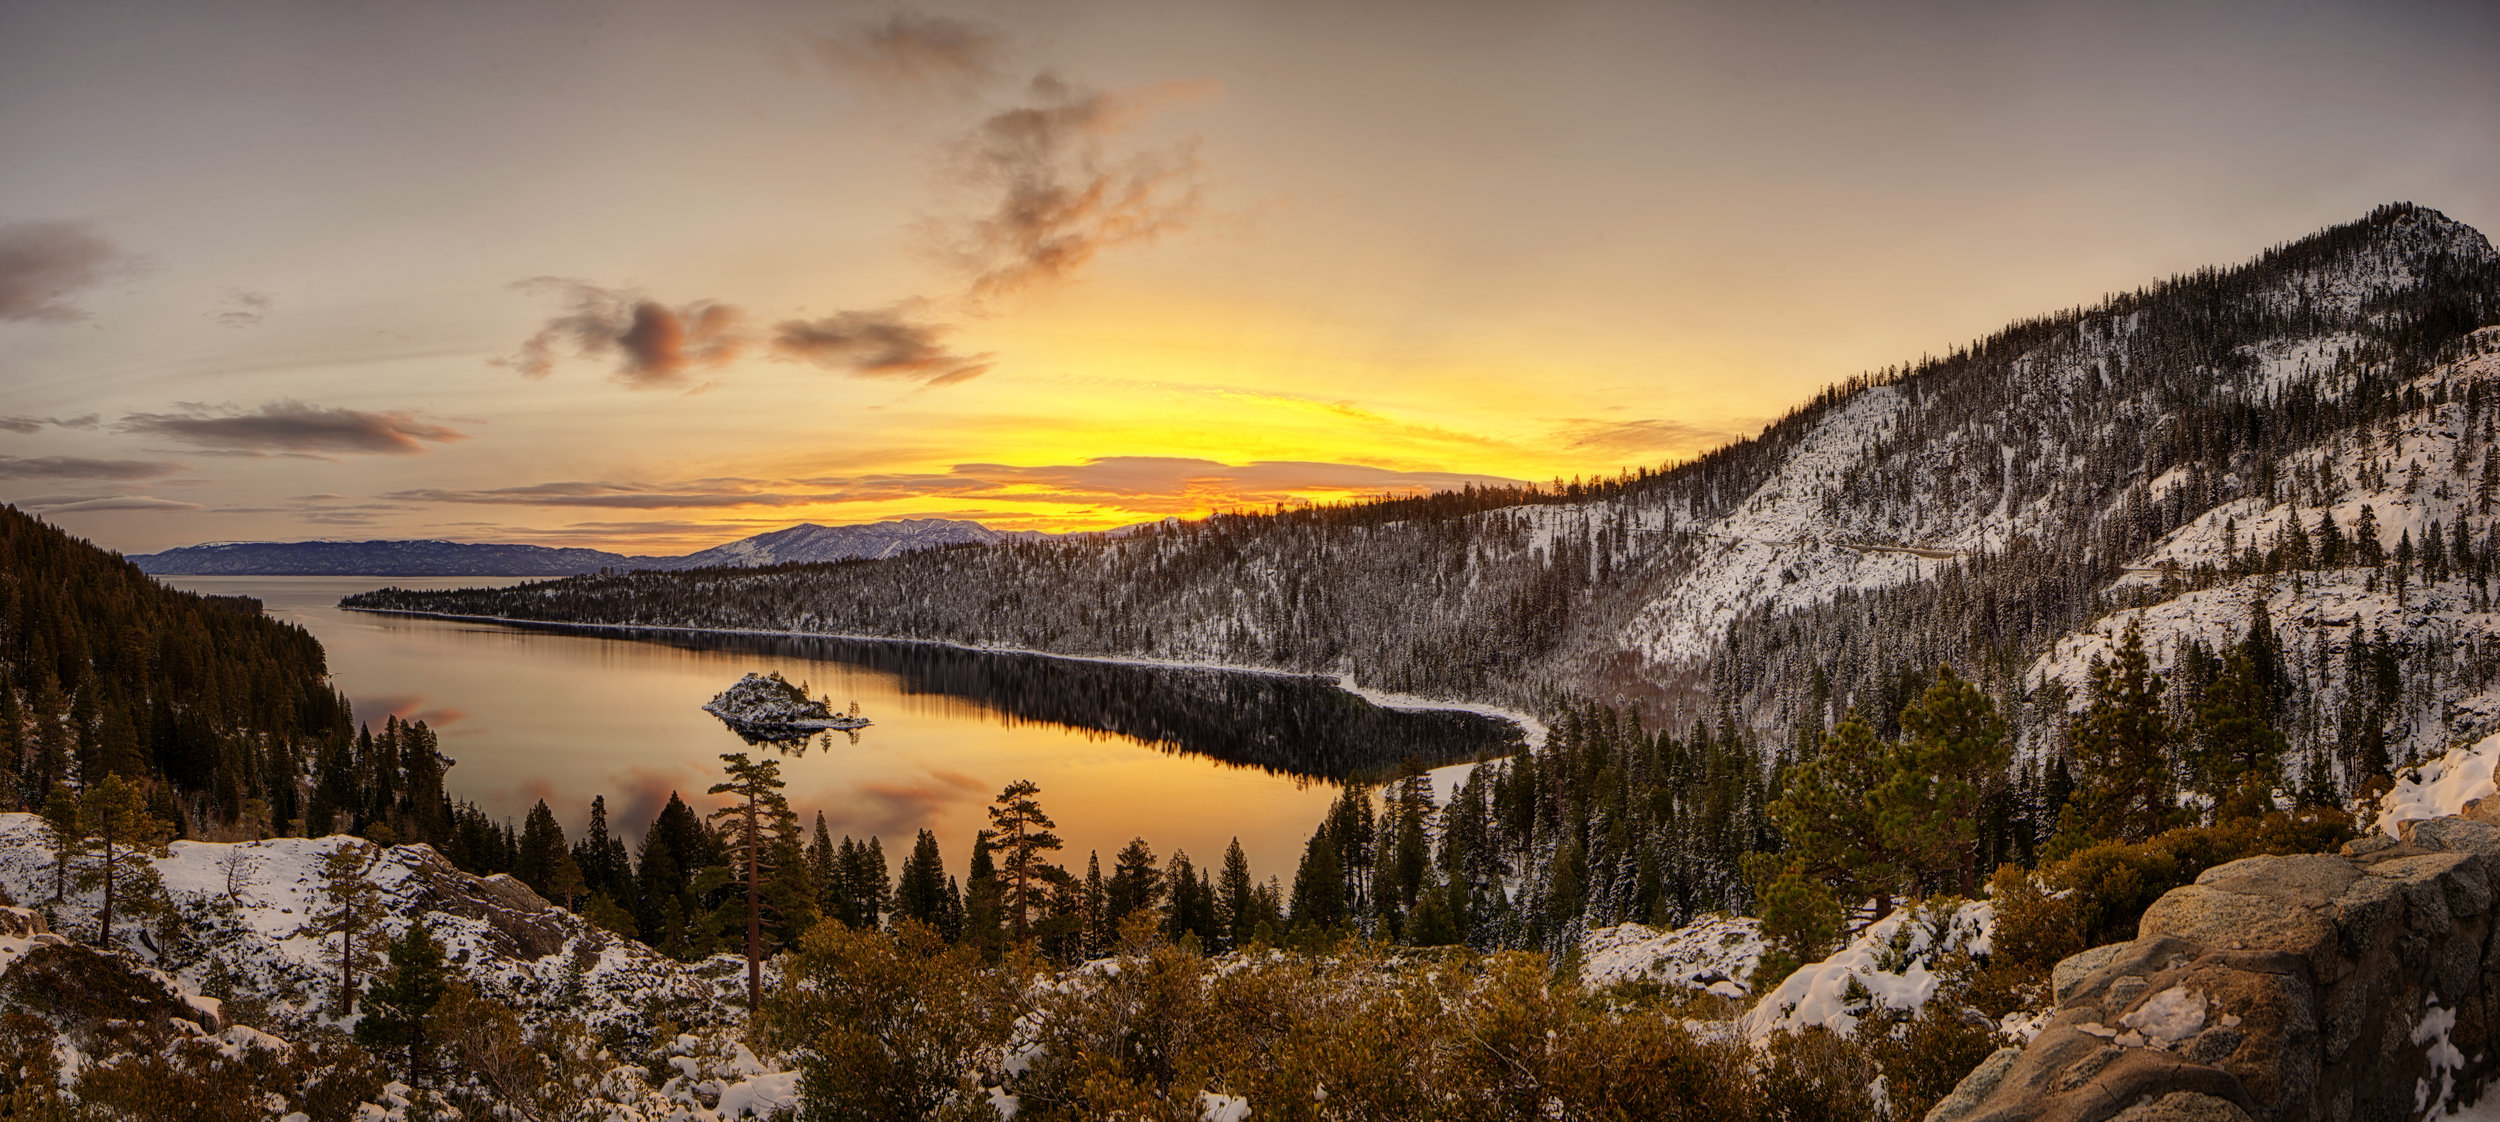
[0,813,801,1119]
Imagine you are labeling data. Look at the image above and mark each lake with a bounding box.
[160,576,1525,886]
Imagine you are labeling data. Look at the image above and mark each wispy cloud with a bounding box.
[0,414,101,434]
[772,306,993,384]
[121,401,468,456]
[940,75,1212,302]
[809,13,1005,97]
[0,221,140,323]
[390,457,1527,515]
[500,278,747,388]
[208,287,273,328]
[0,455,181,481]
[11,494,204,514]
[1549,417,1739,457]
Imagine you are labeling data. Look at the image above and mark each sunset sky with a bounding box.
[4,0,2496,555]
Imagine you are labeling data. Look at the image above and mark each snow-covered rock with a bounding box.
[1579,916,1762,997]
[1741,899,1991,1041]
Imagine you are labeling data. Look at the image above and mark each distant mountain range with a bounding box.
[127,518,1027,576]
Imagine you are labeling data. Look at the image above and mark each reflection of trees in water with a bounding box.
[724,726,861,755]
[509,621,1520,780]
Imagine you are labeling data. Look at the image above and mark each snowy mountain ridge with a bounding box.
[128,518,1023,576]
[343,204,2500,786]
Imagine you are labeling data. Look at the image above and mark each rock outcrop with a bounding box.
[1931,811,2500,1121]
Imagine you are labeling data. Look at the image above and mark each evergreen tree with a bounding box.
[358,917,453,1093]
[1106,837,1163,927]
[1757,711,1897,919]
[1217,837,1258,952]
[513,799,583,907]
[985,780,1063,943]
[709,752,799,1013]
[302,841,387,1016]
[1880,667,2009,896]
[962,831,1005,956]
[1287,830,1348,933]
[2062,620,2176,847]
[75,774,173,946]
[894,828,955,933]
[38,782,79,904]
[2193,648,2290,821]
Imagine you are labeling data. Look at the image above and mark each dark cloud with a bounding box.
[772,307,993,384]
[1552,418,1739,457]
[120,400,468,455]
[501,278,747,388]
[12,494,203,514]
[209,287,273,328]
[0,221,138,324]
[0,455,181,481]
[0,414,101,434]
[809,13,1004,96]
[943,75,1211,301]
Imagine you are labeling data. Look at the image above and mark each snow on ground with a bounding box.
[0,812,741,1041]
[1741,900,1991,1042]
[2377,732,2500,836]
[1579,916,1762,997]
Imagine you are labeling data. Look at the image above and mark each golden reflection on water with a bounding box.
[164,577,1387,884]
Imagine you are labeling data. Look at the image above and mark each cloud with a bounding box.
[0,221,139,323]
[11,494,204,514]
[832,769,990,839]
[208,287,273,328]
[389,479,866,510]
[0,455,181,481]
[941,74,1212,301]
[390,458,1528,514]
[120,400,469,455]
[772,307,993,384]
[809,13,1004,96]
[1551,418,1739,457]
[0,413,101,434]
[501,278,747,388]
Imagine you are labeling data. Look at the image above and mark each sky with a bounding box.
[3,0,2496,556]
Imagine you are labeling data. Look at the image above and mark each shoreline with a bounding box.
[342,603,1552,749]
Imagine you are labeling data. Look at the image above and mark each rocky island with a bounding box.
[701,671,871,737]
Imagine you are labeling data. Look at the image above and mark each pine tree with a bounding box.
[894,828,954,932]
[38,782,79,904]
[302,840,388,1016]
[1106,837,1163,926]
[985,780,1062,943]
[709,752,797,1013]
[1287,830,1347,934]
[1880,667,2009,896]
[1758,711,1897,920]
[2062,620,2176,846]
[1217,837,1258,952]
[358,917,452,1093]
[513,799,583,908]
[76,774,174,946]
[2194,648,2289,821]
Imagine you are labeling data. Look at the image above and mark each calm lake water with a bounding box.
[161,576,1523,884]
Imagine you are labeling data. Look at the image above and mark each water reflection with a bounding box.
[462,618,1523,780]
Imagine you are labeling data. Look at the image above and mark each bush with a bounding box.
[1992,807,2353,975]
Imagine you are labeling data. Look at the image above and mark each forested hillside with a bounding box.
[350,204,2500,787]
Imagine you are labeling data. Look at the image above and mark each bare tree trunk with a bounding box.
[99,832,116,946]
[744,797,761,1013]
